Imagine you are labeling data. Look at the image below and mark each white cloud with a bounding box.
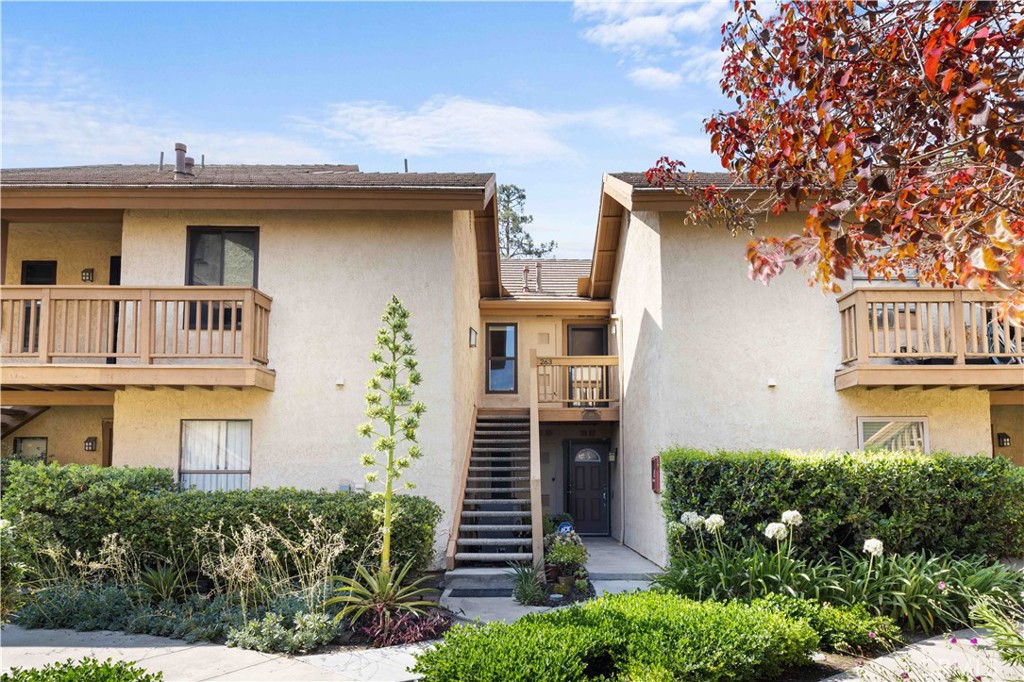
[573,1,729,55]
[628,66,683,90]
[296,96,706,165]
[1,41,329,167]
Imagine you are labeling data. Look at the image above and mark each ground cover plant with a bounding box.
[656,508,1024,635]
[660,448,1024,560]
[412,591,821,682]
[0,657,163,682]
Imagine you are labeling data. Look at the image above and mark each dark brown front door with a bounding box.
[567,441,610,535]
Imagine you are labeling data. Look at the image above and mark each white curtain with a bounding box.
[180,420,251,491]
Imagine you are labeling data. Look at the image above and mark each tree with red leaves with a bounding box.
[647,0,1024,320]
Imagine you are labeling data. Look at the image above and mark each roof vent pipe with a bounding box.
[522,266,530,292]
[184,156,195,175]
[536,262,543,292]
[173,143,190,180]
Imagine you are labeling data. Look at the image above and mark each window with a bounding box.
[858,417,929,453]
[486,323,517,393]
[13,437,47,461]
[180,420,251,491]
[186,228,258,329]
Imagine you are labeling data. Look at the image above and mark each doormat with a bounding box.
[447,588,513,598]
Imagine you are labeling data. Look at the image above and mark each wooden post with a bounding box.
[853,291,871,364]
[242,289,255,365]
[951,290,965,365]
[139,289,152,364]
[37,289,51,363]
[529,351,544,575]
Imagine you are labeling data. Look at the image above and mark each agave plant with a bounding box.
[326,559,435,641]
[138,563,185,604]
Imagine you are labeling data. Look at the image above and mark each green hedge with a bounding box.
[1,462,442,574]
[661,448,1024,560]
[1,658,163,682]
[412,591,818,682]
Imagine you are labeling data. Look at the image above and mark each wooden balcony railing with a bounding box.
[535,355,620,406]
[838,288,1022,366]
[0,286,272,366]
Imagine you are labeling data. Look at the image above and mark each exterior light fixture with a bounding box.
[997,433,1011,448]
[469,327,478,348]
[84,437,98,452]
[81,268,95,283]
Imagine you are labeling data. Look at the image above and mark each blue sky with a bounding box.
[1,1,734,256]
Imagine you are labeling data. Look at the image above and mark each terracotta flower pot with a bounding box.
[558,575,575,587]
[545,564,560,582]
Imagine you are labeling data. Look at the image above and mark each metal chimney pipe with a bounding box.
[522,266,530,292]
[184,156,195,175]
[159,152,164,171]
[536,262,543,292]
[173,143,189,179]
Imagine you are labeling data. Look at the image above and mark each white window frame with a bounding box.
[179,419,252,491]
[857,416,930,453]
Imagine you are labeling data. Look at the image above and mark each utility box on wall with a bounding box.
[651,455,661,494]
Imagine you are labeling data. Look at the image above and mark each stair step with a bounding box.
[475,429,529,435]
[469,466,530,472]
[466,487,531,494]
[476,414,529,420]
[473,447,530,452]
[459,524,529,532]
[462,510,531,517]
[470,456,529,462]
[458,537,532,546]
[463,499,531,506]
[467,476,530,482]
[455,552,532,562]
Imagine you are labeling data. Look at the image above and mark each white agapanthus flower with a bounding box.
[863,538,884,558]
[764,522,788,541]
[781,510,803,527]
[704,514,725,533]
[680,511,705,529]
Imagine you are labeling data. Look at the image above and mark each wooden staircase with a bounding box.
[1,406,49,439]
[451,410,536,567]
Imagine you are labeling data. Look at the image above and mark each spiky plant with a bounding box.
[356,295,426,573]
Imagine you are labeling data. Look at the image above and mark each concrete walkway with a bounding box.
[584,537,661,590]
[823,628,1023,681]
[0,626,424,681]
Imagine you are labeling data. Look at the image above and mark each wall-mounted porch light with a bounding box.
[997,433,1011,448]
[84,437,98,452]
[81,268,95,283]
[469,327,478,348]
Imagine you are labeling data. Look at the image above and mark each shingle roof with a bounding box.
[1,164,494,189]
[610,171,758,191]
[500,259,592,299]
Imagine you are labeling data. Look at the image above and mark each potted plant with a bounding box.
[546,542,588,585]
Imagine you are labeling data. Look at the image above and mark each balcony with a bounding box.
[836,288,1023,390]
[1,286,274,400]
[531,353,620,421]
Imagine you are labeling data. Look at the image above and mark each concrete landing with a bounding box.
[583,537,662,581]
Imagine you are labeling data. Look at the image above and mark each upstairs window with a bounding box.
[486,323,517,393]
[180,419,251,491]
[858,417,929,453]
[187,228,258,287]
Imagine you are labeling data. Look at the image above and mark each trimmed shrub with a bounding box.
[0,658,162,682]
[1,462,443,574]
[661,448,1024,560]
[751,594,899,652]
[412,591,819,682]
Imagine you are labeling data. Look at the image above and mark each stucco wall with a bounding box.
[991,404,1024,466]
[613,208,995,566]
[610,210,667,563]
[2,406,112,466]
[113,208,462,564]
[4,223,121,285]
[448,210,482,550]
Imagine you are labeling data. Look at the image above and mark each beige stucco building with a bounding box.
[2,157,1021,569]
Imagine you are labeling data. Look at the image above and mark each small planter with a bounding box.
[557,575,575,587]
[545,564,560,582]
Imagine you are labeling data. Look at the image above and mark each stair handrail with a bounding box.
[529,351,544,573]
[445,405,478,570]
